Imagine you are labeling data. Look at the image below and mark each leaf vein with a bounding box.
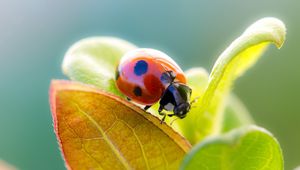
[117,118,150,170]
[62,115,104,169]
[75,103,132,170]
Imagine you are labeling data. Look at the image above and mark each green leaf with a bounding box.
[157,68,254,141]
[62,37,137,96]
[221,94,254,133]
[180,125,284,170]
[174,71,254,141]
[171,68,209,142]
[183,17,286,144]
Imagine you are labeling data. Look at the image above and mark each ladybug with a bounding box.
[115,48,192,122]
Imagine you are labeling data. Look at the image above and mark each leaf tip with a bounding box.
[265,17,286,48]
[246,17,286,48]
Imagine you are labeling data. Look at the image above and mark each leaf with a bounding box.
[50,80,191,170]
[153,68,254,140]
[62,37,137,96]
[184,17,286,143]
[170,69,254,141]
[221,94,254,133]
[170,68,209,142]
[180,125,284,170]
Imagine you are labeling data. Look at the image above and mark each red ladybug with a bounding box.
[115,48,192,122]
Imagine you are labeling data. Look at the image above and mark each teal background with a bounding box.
[0,1,298,169]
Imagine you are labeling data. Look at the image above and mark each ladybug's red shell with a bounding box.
[115,48,187,105]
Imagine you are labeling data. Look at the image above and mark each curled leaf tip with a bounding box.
[179,17,287,144]
[243,17,286,48]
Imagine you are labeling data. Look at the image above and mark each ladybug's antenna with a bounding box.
[170,117,179,126]
[190,96,200,105]
[189,96,201,109]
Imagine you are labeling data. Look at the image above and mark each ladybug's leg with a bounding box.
[160,113,167,124]
[167,114,175,117]
[158,105,167,124]
[160,113,174,124]
[161,115,167,124]
[144,105,152,111]
[126,97,131,101]
[158,105,164,112]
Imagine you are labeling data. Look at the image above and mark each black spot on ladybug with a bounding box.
[133,86,142,96]
[134,60,148,76]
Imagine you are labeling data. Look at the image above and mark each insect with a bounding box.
[115,48,193,123]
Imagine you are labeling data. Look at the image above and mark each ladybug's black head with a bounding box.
[174,102,190,119]
[159,82,192,121]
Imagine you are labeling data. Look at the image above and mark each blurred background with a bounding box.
[0,1,298,169]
